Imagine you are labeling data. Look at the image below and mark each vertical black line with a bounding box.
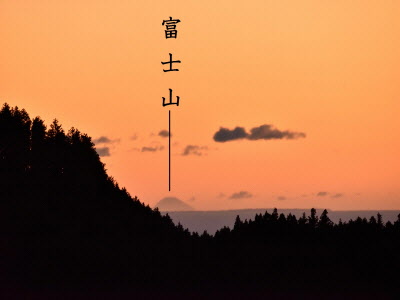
[169,110,171,191]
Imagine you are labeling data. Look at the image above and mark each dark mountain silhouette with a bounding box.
[156,197,193,211]
[1,103,400,297]
[0,103,192,288]
[165,208,400,234]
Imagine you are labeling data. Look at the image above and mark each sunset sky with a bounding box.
[1,1,399,210]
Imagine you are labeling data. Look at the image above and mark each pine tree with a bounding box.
[318,209,333,228]
[308,208,318,228]
[234,215,243,231]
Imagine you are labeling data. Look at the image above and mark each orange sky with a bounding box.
[1,0,399,210]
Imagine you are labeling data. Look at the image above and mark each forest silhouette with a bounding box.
[1,103,400,296]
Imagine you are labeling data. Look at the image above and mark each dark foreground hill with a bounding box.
[165,209,400,234]
[0,104,194,287]
[1,103,400,297]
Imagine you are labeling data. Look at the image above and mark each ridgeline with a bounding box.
[1,103,400,296]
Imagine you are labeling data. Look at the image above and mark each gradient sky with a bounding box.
[1,1,399,210]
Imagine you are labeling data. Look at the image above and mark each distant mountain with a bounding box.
[156,197,193,211]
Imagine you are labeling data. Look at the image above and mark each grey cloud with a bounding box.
[213,124,306,142]
[229,191,253,200]
[158,130,170,138]
[141,146,164,152]
[182,145,208,156]
[331,193,344,198]
[93,136,120,144]
[248,124,306,140]
[131,134,138,140]
[213,127,247,142]
[96,147,110,157]
[277,196,287,201]
[317,192,329,197]
[93,136,112,144]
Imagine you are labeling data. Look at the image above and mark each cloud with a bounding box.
[317,192,329,197]
[93,136,120,144]
[188,196,196,202]
[213,127,247,142]
[331,193,344,198]
[158,130,170,138]
[277,196,287,201]
[93,136,112,144]
[248,124,306,140]
[141,146,164,152]
[229,191,253,200]
[130,134,138,140]
[182,145,208,156]
[213,124,306,142]
[96,147,110,157]
[217,193,226,198]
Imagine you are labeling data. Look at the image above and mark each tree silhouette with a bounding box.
[2,102,400,295]
[318,209,333,229]
[308,208,318,228]
[234,215,243,231]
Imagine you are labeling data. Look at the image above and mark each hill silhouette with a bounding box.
[165,208,400,234]
[0,103,193,288]
[2,103,400,297]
